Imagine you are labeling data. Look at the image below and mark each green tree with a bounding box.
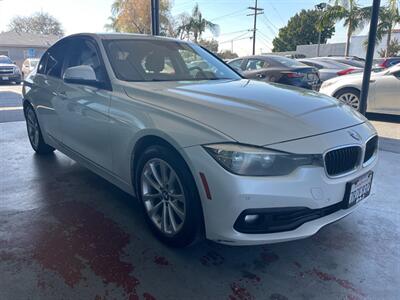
[177,4,219,43]
[378,38,400,57]
[322,0,371,56]
[272,9,335,52]
[106,0,174,36]
[218,50,238,60]
[376,0,400,57]
[198,38,219,53]
[8,12,64,36]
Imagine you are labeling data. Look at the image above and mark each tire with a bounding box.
[334,88,361,111]
[135,144,203,247]
[24,104,55,155]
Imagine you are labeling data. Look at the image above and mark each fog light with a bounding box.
[244,214,260,224]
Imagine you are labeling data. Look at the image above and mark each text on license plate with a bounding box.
[348,172,373,207]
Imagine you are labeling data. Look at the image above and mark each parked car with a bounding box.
[320,63,400,115]
[0,55,22,84]
[228,55,321,90]
[23,33,378,247]
[21,58,40,78]
[373,57,400,69]
[323,56,365,68]
[298,58,362,81]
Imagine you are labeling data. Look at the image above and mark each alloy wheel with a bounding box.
[141,158,186,236]
[26,108,40,149]
[338,93,360,110]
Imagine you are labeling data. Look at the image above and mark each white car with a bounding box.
[320,64,400,115]
[21,58,40,78]
[23,33,378,247]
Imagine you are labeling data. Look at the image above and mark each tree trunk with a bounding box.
[345,26,351,56]
[386,25,392,57]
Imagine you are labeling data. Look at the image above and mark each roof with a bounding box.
[0,31,61,48]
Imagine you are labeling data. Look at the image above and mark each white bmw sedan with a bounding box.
[23,33,378,247]
[320,64,400,115]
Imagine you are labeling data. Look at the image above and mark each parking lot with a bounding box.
[0,84,399,300]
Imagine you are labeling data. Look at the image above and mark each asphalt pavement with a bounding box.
[0,83,24,123]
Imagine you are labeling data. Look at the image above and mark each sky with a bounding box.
[0,0,384,56]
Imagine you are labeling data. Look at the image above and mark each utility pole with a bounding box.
[151,0,160,35]
[315,3,328,57]
[359,0,380,115]
[248,0,264,55]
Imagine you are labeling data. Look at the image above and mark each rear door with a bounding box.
[57,37,113,170]
[31,40,68,143]
[242,58,276,81]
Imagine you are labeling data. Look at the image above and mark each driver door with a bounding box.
[373,70,400,114]
[57,37,113,171]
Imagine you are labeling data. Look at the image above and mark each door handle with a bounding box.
[369,79,376,83]
[256,73,265,79]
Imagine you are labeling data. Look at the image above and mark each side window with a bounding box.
[393,71,400,78]
[229,59,243,70]
[245,59,265,71]
[63,38,106,82]
[45,41,67,78]
[37,54,48,74]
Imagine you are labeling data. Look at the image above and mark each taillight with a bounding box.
[337,68,356,76]
[284,72,304,78]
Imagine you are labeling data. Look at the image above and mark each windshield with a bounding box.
[103,39,241,82]
[0,56,13,64]
[269,56,306,68]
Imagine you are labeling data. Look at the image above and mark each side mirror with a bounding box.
[63,65,100,87]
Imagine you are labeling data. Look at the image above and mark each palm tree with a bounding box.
[376,0,400,57]
[178,4,219,43]
[323,0,371,56]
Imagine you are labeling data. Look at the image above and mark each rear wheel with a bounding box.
[24,104,55,155]
[136,145,203,247]
[335,88,361,111]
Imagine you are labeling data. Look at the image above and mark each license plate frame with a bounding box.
[344,171,373,208]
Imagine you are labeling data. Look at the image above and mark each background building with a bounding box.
[0,31,60,67]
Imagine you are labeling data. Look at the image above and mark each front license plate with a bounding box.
[2,76,9,80]
[345,172,373,208]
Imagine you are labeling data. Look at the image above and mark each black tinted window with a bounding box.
[64,38,106,82]
[44,40,68,78]
[37,54,48,74]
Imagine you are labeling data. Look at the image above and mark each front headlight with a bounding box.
[14,67,21,74]
[203,143,323,176]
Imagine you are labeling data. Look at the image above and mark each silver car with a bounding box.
[23,33,378,247]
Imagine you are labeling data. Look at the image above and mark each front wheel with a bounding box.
[335,88,361,111]
[24,104,55,155]
[136,145,203,247]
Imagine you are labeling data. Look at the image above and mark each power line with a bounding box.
[248,0,264,55]
[210,8,247,21]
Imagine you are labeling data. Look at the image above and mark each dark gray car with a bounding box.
[299,58,362,82]
[228,55,321,90]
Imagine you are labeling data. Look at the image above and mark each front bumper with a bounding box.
[183,122,378,245]
[0,74,21,82]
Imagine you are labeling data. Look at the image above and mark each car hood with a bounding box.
[123,79,366,146]
[0,63,16,68]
